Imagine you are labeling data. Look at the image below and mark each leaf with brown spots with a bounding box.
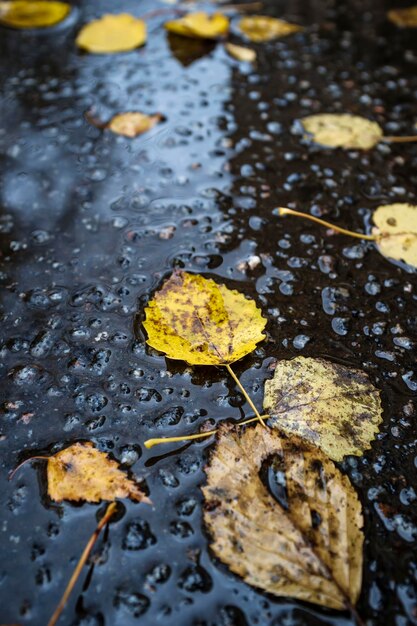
[372,203,417,268]
[142,270,266,366]
[203,424,363,611]
[47,442,147,503]
[263,357,382,461]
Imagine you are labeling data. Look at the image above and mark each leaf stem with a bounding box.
[383,135,417,143]
[225,364,266,427]
[346,601,366,626]
[47,502,117,626]
[144,414,270,449]
[277,207,377,241]
[8,456,48,481]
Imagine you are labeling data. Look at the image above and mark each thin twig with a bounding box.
[383,135,417,144]
[47,502,117,626]
[8,456,48,481]
[277,207,377,241]
[144,414,270,449]
[225,364,266,427]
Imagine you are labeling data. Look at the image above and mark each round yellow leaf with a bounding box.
[301,113,383,149]
[76,13,146,54]
[165,12,229,40]
[263,356,382,461]
[373,203,417,268]
[108,112,163,138]
[238,15,303,42]
[388,6,417,27]
[0,1,70,28]
[142,270,266,366]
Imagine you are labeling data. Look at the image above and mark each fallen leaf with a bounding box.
[263,357,382,461]
[225,42,256,62]
[167,32,216,66]
[372,203,417,267]
[301,113,383,149]
[388,6,417,27]
[0,0,70,28]
[238,15,303,42]
[47,442,147,503]
[142,270,266,365]
[203,424,363,610]
[165,12,229,40]
[108,112,163,138]
[76,13,146,53]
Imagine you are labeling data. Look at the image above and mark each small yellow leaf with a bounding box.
[388,6,417,27]
[238,15,303,42]
[76,14,146,54]
[0,1,70,28]
[225,42,256,62]
[108,112,163,138]
[263,357,382,461]
[373,203,417,267]
[165,12,229,40]
[142,270,266,366]
[47,442,147,503]
[203,424,363,610]
[301,113,383,149]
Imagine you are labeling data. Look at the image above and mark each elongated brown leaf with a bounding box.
[203,424,363,611]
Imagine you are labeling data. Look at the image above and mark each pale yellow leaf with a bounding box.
[76,14,146,54]
[263,357,382,461]
[0,0,70,28]
[388,6,417,27]
[165,12,229,40]
[225,42,256,62]
[142,270,266,366]
[238,15,303,42]
[373,203,417,268]
[108,112,163,138]
[203,424,363,610]
[301,113,383,149]
[47,442,147,503]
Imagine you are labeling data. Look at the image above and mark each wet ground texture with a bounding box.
[1,0,417,625]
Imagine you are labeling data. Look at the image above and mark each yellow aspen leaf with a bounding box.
[47,442,148,503]
[142,270,266,366]
[203,424,363,611]
[301,113,383,149]
[372,203,417,267]
[225,42,256,62]
[388,6,417,27]
[165,12,229,40]
[238,15,303,42]
[0,1,70,28]
[76,14,146,54]
[263,357,382,462]
[107,112,163,138]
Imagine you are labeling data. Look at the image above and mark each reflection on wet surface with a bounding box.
[0,0,417,625]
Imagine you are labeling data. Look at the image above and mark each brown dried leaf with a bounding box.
[47,442,147,503]
[108,112,163,138]
[203,424,363,610]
